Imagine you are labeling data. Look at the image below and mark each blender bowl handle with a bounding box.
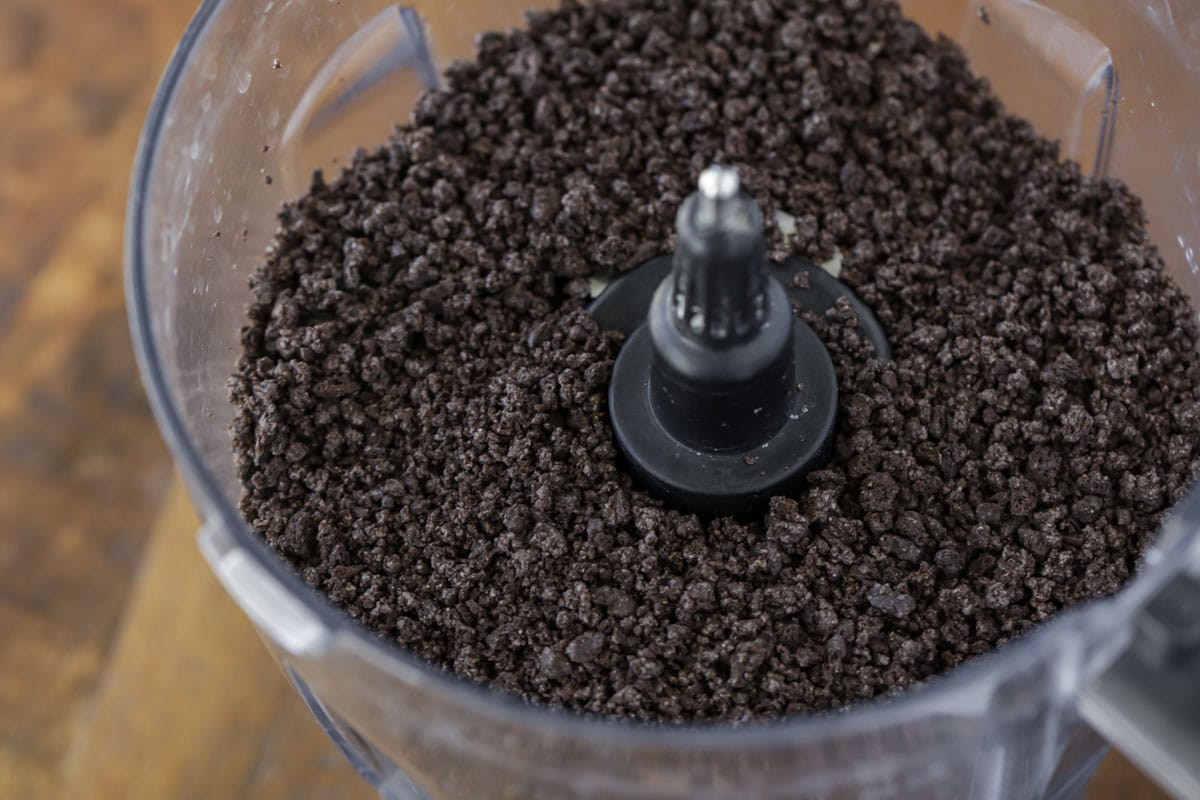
[1077,554,1200,798]
[198,520,332,658]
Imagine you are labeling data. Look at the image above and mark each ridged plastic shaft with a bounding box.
[669,167,770,346]
[648,166,795,452]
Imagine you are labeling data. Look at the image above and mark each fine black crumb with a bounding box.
[230,0,1200,723]
[978,5,991,25]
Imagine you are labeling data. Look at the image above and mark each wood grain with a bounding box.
[0,0,1176,796]
[60,480,370,800]
[0,0,367,796]
[0,0,187,793]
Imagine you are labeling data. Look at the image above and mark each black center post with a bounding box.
[600,166,841,517]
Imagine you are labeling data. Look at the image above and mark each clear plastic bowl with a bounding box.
[127,1,1200,798]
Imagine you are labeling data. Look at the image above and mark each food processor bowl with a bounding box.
[127,1,1200,798]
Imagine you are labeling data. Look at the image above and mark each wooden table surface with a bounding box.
[0,0,1175,797]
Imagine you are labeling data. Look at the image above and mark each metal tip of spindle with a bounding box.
[698,165,741,201]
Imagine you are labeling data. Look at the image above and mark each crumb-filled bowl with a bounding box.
[127,1,1200,797]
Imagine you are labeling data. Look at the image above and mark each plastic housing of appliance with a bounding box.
[127,1,1200,798]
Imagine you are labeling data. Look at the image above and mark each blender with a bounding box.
[126,0,1200,798]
